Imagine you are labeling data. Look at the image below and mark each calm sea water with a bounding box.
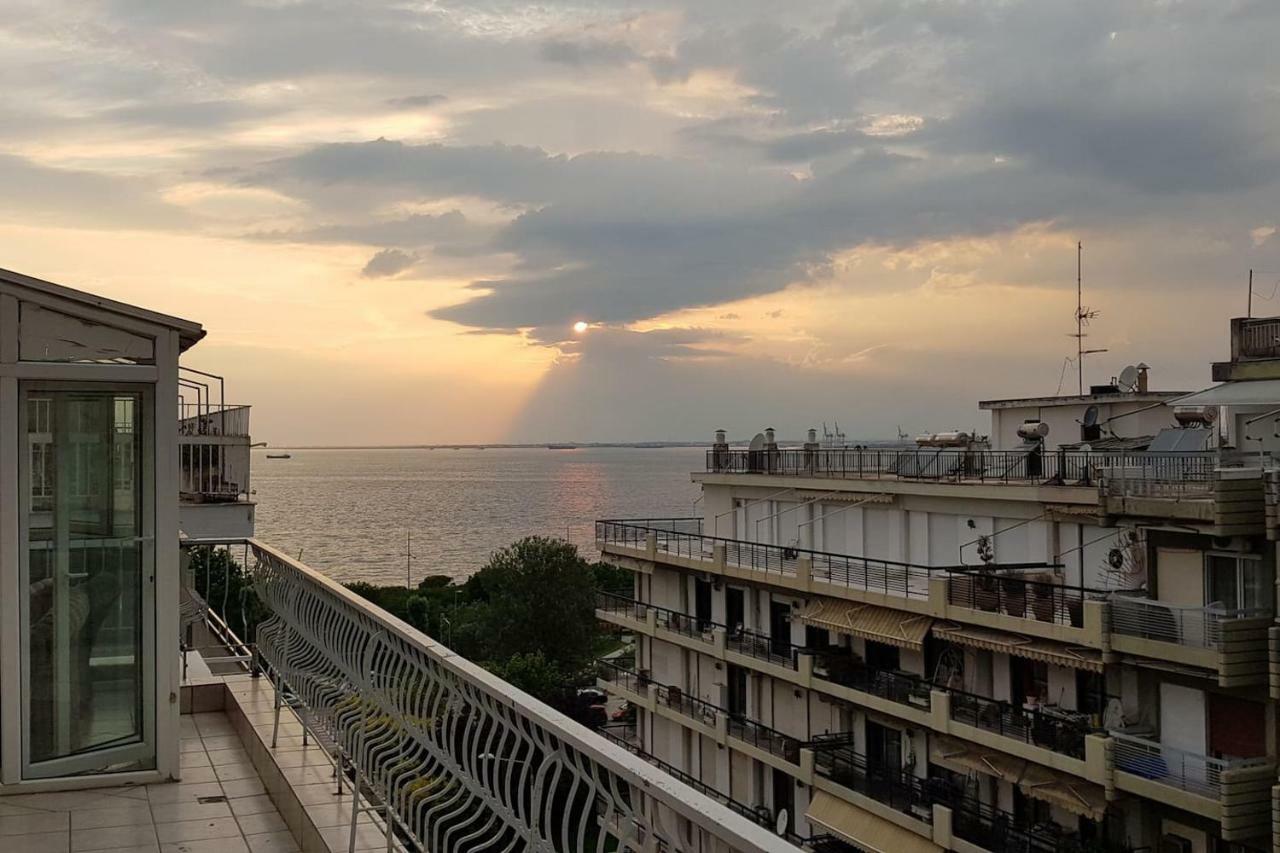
[251,447,703,585]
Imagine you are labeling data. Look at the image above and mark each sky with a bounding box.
[3,0,1280,445]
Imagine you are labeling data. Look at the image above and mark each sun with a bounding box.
[573,320,589,334]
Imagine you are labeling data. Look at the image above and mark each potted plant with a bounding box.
[1001,575,1027,617]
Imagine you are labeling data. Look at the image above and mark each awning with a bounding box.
[931,623,1104,673]
[800,599,933,651]
[805,790,942,853]
[1173,379,1280,407]
[931,738,1107,821]
[1019,764,1108,820]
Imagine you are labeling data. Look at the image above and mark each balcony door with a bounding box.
[19,386,155,779]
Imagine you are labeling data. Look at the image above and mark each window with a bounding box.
[769,601,791,657]
[22,388,154,777]
[865,721,901,778]
[1206,554,1271,612]
[1010,658,1049,705]
[864,640,900,672]
[726,587,745,631]
[771,767,794,823]
[694,579,712,631]
[727,665,748,717]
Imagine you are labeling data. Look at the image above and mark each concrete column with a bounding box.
[928,575,949,617]
[931,689,952,733]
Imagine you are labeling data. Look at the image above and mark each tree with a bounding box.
[464,536,597,673]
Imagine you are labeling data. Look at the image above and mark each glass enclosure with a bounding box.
[22,386,154,777]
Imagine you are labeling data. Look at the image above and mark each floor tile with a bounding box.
[155,816,242,844]
[72,824,159,852]
[150,800,232,824]
[160,839,248,853]
[10,830,70,853]
[145,782,224,804]
[244,831,299,853]
[234,810,286,835]
[0,811,70,835]
[220,779,267,799]
[228,796,276,817]
[176,766,218,784]
[71,803,154,830]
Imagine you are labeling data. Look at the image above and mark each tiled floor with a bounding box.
[0,711,297,853]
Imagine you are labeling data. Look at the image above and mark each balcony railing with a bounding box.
[595,590,649,622]
[1110,730,1268,798]
[1109,596,1273,648]
[598,659,652,696]
[653,603,722,641]
[726,714,802,764]
[808,734,943,820]
[178,402,251,437]
[1237,317,1280,360]
[596,520,948,600]
[707,448,1217,486]
[946,572,1107,628]
[179,438,250,501]
[948,794,1132,853]
[810,653,933,710]
[197,538,799,853]
[950,690,1093,759]
[726,627,800,670]
[654,685,723,729]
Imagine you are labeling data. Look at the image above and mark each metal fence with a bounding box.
[810,654,933,710]
[1239,317,1280,359]
[726,715,801,764]
[706,447,1218,487]
[229,538,797,853]
[949,690,1092,759]
[726,627,799,670]
[1108,596,1271,648]
[654,685,722,730]
[598,659,652,696]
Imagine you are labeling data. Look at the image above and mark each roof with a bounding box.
[1173,379,1280,407]
[979,391,1187,411]
[0,266,206,352]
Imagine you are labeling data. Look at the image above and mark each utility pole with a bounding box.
[1248,268,1254,318]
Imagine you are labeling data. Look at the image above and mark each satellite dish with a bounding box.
[775,809,789,836]
[748,433,766,452]
[1118,365,1139,391]
[1082,405,1100,428]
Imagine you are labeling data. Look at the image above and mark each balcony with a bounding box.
[596,519,941,601]
[948,690,1093,761]
[948,794,1133,853]
[810,652,933,717]
[1111,731,1275,839]
[1098,457,1265,534]
[945,571,1105,630]
[807,734,942,825]
[654,684,723,735]
[726,714,802,767]
[1109,596,1272,686]
[185,537,800,853]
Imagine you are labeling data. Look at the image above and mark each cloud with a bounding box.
[360,248,417,278]
[385,94,448,109]
[540,37,638,67]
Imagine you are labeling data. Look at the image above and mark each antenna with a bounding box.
[1070,241,1107,394]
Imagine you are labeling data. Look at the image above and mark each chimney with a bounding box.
[1136,363,1150,393]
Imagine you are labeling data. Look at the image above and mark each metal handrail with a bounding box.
[810,653,933,710]
[808,735,941,819]
[946,571,1110,628]
[725,714,801,764]
[223,537,800,853]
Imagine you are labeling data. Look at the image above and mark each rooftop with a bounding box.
[977,390,1186,410]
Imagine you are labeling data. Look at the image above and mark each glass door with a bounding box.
[20,386,155,778]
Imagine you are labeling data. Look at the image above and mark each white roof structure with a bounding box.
[1173,379,1280,407]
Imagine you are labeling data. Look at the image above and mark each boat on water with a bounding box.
[266,453,292,459]
[546,443,577,450]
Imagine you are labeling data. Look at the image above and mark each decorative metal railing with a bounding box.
[597,660,652,697]
[948,793,1134,853]
[1109,730,1268,798]
[654,685,723,730]
[725,627,799,671]
[1238,317,1280,360]
[1108,596,1272,648]
[949,690,1093,759]
[725,715,801,765]
[216,538,798,853]
[595,591,649,623]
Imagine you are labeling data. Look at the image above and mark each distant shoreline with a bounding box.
[254,440,901,451]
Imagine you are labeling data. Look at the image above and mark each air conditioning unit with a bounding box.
[1159,835,1192,853]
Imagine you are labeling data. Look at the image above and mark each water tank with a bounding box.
[1016,421,1050,441]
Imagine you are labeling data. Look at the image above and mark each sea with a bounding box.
[251,446,704,586]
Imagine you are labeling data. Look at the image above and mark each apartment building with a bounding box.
[596,317,1280,853]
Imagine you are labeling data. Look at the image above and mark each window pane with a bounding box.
[26,390,150,769]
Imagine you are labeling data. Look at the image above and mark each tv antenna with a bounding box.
[1071,241,1107,395]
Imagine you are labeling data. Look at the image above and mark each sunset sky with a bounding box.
[3,0,1279,444]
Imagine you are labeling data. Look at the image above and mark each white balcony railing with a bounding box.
[219,538,799,853]
[1110,731,1268,798]
[179,438,250,501]
[1109,596,1271,648]
[178,403,251,437]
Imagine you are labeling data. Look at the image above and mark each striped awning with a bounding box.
[805,790,942,853]
[799,599,932,651]
[931,738,1106,820]
[930,623,1104,673]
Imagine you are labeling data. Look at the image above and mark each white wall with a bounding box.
[1160,683,1207,755]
